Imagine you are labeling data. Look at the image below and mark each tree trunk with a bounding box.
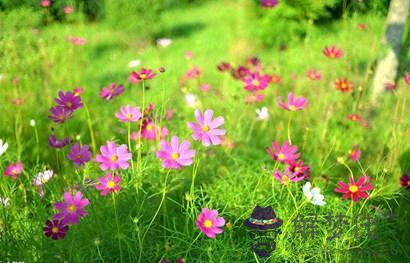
[371,0,410,104]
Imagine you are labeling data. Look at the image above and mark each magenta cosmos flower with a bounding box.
[187,109,225,146]
[273,169,304,184]
[95,173,121,196]
[3,161,23,179]
[139,119,168,140]
[48,135,70,148]
[400,173,410,189]
[55,91,83,112]
[266,141,300,163]
[53,191,89,224]
[196,208,225,238]
[100,83,124,100]
[404,73,410,86]
[115,105,142,122]
[156,136,195,169]
[278,92,308,111]
[130,68,157,83]
[306,69,322,80]
[49,106,72,124]
[67,143,91,166]
[261,0,278,8]
[349,146,361,161]
[323,46,343,59]
[43,219,69,240]
[285,160,310,180]
[335,176,373,203]
[95,141,132,171]
[241,72,271,92]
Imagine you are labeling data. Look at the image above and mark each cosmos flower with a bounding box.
[347,113,362,122]
[231,66,249,79]
[323,46,344,59]
[49,106,72,124]
[67,143,91,166]
[285,160,310,180]
[53,191,89,224]
[245,93,265,104]
[306,69,322,80]
[48,135,70,148]
[278,92,308,111]
[33,169,54,186]
[43,220,69,240]
[196,208,225,238]
[266,141,300,163]
[131,68,157,83]
[95,173,121,196]
[242,72,271,92]
[0,197,10,207]
[185,67,202,79]
[115,105,142,122]
[0,139,8,156]
[246,57,261,67]
[261,0,279,8]
[270,74,282,84]
[95,141,132,171]
[54,91,83,112]
[73,87,83,97]
[349,146,361,161]
[157,38,172,47]
[63,6,74,14]
[199,83,212,92]
[40,0,51,7]
[404,73,410,86]
[3,161,23,179]
[256,107,269,121]
[66,37,86,45]
[100,83,125,101]
[184,93,199,108]
[138,119,168,140]
[335,78,353,92]
[357,23,366,30]
[400,173,410,189]
[156,136,195,169]
[188,109,225,146]
[335,176,373,203]
[384,82,397,91]
[217,62,231,72]
[273,169,304,184]
[303,182,326,206]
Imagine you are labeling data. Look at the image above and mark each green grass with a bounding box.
[1,1,410,262]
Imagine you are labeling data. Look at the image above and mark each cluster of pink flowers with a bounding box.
[129,68,157,84]
[49,89,83,124]
[100,83,124,101]
[3,161,23,179]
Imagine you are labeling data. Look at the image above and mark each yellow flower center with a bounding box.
[68,204,76,213]
[126,113,132,120]
[278,153,285,160]
[76,154,82,159]
[341,83,346,88]
[146,124,153,131]
[282,175,290,183]
[349,185,358,193]
[330,53,335,58]
[51,226,59,234]
[66,102,72,107]
[204,219,213,228]
[59,116,65,120]
[171,153,179,160]
[202,125,210,132]
[407,181,410,186]
[110,155,118,162]
[12,169,17,174]
[295,167,300,172]
[289,105,296,111]
[107,181,115,188]
[140,73,147,79]
[252,80,260,86]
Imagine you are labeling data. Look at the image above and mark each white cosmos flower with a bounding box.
[0,139,8,156]
[303,182,326,206]
[0,197,10,207]
[184,93,199,108]
[256,107,269,121]
[128,59,141,68]
[33,170,54,186]
[156,38,172,48]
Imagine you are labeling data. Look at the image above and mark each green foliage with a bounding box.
[0,6,42,30]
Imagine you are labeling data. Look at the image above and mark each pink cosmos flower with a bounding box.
[242,72,271,92]
[266,141,300,163]
[400,173,410,189]
[335,176,373,203]
[41,0,51,7]
[323,46,344,59]
[3,161,23,179]
[357,23,366,30]
[55,91,83,112]
[48,135,70,148]
[231,66,249,79]
[188,109,225,146]
[64,6,74,14]
[53,191,89,224]
[100,83,124,100]
[196,208,225,238]
[95,141,132,171]
[285,160,310,180]
[306,69,322,80]
[199,83,212,92]
[404,73,410,86]
[95,173,121,196]
[139,119,168,140]
[273,169,304,184]
[278,92,308,111]
[73,87,83,97]
[349,146,361,161]
[384,82,397,91]
[217,62,231,72]
[156,136,195,169]
[245,93,265,104]
[115,105,142,122]
[130,68,156,83]
[261,0,279,8]
[66,37,86,46]
[67,143,91,166]
[271,74,282,84]
[49,106,72,124]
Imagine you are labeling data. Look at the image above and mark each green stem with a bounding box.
[112,194,124,263]
[83,101,96,154]
[127,122,134,173]
[287,113,293,145]
[286,183,298,209]
[137,80,146,188]
[34,125,40,164]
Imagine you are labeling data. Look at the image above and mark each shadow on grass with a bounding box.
[156,22,205,39]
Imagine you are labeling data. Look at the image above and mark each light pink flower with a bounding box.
[278,92,308,111]
[115,105,142,122]
[188,109,225,146]
[3,161,23,179]
[196,208,225,238]
[95,141,132,171]
[156,136,195,169]
[95,173,121,196]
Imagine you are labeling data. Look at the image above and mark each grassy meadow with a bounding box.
[1,0,410,262]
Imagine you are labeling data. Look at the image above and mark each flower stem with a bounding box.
[112,194,124,263]
[127,122,134,173]
[136,80,146,189]
[83,101,96,154]
[286,183,298,209]
[34,125,40,164]
[287,114,293,145]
